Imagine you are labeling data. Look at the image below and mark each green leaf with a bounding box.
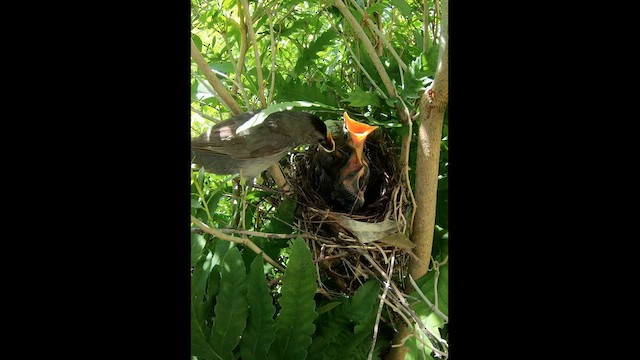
[192,251,214,314]
[316,301,341,316]
[275,81,340,108]
[191,233,207,266]
[269,238,318,360]
[401,54,433,100]
[389,0,413,19]
[344,88,381,107]
[240,256,277,360]
[274,18,309,37]
[197,167,205,189]
[322,280,381,360]
[192,302,223,360]
[206,189,224,217]
[208,62,235,75]
[192,252,222,359]
[192,34,203,52]
[365,3,386,16]
[191,198,203,210]
[210,247,248,360]
[307,297,351,360]
[404,263,449,359]
[348,279,380,333]
[412,263,448,317]
[308,280,379,360]
[295,29,337,73]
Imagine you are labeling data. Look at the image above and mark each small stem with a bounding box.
[241,0,267,107]
[216,228,299,239]
[334,0,397,98]
[267,9,277,104]
[368,254,394,360]
[347,0,407,70]
[190,38,242,115]
[191,215,286,272]
[408,274,448,323]
[190,106,218,123]
[423,0,429,53]
[232,0,249,97]
[344,44,388,99]
[192,71,227,110]
[192,173,213,223]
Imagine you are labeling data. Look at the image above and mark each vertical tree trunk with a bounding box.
[386,0,448,358]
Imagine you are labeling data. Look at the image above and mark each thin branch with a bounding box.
[267,9,277,105]
[191,38,243,115]
[216,228,300,239]
[375,11,383,56]
[191,215,286,272]
[343,42,388,99]
[221,30,250,105]
[347,0,407,70]
[395,101,417,231]
[368,253,394,360]
[408,274,448,323]
[191,71,228,117]
[192,173,213,223]
[432,0,439,47]
[231,0,249,96]
[241,0,267,107]
[423,0,429,53]
[333,0,397,98]
[190,106,218,123]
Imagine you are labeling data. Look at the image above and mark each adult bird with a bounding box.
[313,112,378,212]
[191,109,335,179]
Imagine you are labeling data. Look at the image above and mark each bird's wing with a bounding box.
[191,123,292,160]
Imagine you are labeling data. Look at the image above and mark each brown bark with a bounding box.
[385,0,448,358]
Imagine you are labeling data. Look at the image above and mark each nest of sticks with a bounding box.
[282,127,415,298]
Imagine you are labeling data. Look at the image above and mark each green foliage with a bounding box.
[295,29,338,73]
[308,279,381,360]
[191,0,448,358]
[344,86,382,108]
[240,256,277,360]
[191,251,222,360]
[210,248,248,359]
[405,262,449,358]
[269,238,318,360]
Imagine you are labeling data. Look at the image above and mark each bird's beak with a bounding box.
[343,112,378,164]
[321,132,335,152]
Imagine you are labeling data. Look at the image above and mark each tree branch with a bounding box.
[231,0,249,96]
[423,0,429,53]
[347,0,407,70]
[267,9,277,105]
[191,38,243,115]
[386,1,448,359]
[334,0,397,98]
[191,215,286,272]
[410,0,448,278]
[241,0,267,108]
[408,274,448,323]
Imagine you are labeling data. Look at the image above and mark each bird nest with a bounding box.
[282,129,415,297]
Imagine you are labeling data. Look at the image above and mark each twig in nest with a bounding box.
[368,252,395,360]
[216,228,300,239]
[190,215,285,272]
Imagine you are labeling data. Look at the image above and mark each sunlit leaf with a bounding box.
[344,88,381,107]
[269,238,318,360]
